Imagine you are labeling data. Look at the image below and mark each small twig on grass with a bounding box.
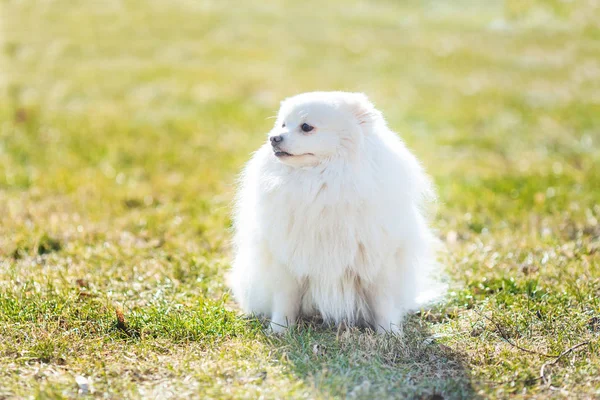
[539,341,591,386]
[474,309,592,390]
[474,309,557,358]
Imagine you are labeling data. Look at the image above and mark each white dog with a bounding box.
[228,92,444,333]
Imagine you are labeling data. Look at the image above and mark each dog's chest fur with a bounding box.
[258,160,391,324]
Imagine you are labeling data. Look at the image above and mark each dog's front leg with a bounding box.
[369,249,418,334]
[368,269,408,334]
[269,267,301,333]
[369,291,404,334]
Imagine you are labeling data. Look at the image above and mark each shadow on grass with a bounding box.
[268,314,479,400]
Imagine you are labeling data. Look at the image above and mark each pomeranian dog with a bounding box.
[228,92,444,333]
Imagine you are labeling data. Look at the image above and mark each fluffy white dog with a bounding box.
[228,91,444,333]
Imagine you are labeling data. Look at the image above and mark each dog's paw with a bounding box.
[375,322,403,336]
[269,320,291,335]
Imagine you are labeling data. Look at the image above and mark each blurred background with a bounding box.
[1,0,599,397]
[2,1,598,237]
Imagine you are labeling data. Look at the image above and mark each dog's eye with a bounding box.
[282,122,286,128]
[301,123,314,132]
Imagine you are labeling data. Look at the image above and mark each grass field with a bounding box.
[1,0,600,398]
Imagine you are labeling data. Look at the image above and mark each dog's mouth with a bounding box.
[273,150,314,158]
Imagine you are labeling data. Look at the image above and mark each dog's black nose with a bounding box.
[270,135,283,145]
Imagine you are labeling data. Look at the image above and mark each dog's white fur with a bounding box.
[228,92,444,333]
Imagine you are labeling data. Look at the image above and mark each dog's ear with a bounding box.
[345,93,383,128]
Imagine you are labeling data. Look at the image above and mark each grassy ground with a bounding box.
[1,0,599,398]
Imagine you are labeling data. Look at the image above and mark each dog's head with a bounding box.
[268,92,383,167]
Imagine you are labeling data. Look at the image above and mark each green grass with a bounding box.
[1,0,599,398]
